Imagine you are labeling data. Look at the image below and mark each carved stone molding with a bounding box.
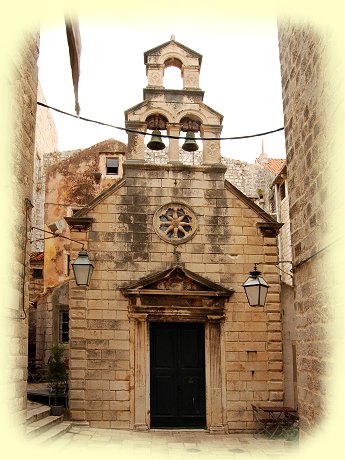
[125,265,231,432]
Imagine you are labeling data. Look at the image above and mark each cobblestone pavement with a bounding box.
[49,425,299,459]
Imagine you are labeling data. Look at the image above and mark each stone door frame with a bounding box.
[128,311,227,433]
[122,265,233,432]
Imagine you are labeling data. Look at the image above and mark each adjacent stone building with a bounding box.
[64,38,284,431]
[34,139,127,364]
[2,31,40,429]
[31,82,59,253]
[28,83,59,369]
[278,23,330,434]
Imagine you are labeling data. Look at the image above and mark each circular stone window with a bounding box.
[153,203,198,245]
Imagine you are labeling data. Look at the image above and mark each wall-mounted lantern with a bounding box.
[71,250,94,286]
[242,264,269,307]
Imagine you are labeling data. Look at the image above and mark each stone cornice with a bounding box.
[256,222,283,237]
[123,162,227,174]
[64,217,94,231]
[143,88,205,101]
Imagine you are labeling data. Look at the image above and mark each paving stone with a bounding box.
[47,426,297,458]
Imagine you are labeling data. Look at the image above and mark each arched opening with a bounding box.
[163,58,183,90]
[179,116,202,158]
[145,114,169,152]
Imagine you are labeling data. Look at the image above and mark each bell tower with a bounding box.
[145,35,201,91]
[124,37,223,164]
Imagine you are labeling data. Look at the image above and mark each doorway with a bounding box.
[150,322,206,428]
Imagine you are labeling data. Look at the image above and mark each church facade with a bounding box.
[65,38,283,432]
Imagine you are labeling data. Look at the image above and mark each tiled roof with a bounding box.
[256,158,286,175]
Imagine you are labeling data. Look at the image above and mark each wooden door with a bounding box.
[150,322,206,428]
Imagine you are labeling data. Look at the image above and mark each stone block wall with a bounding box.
[68,163,282,431]
[2,31,39,428]
[278,22,330,434]
[145,148,275,210]
[43,139,127,290]
[281,282,296,408]
[29,256,44,301]
[31,83,58,252]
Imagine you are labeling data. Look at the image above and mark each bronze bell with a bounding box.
[147,130,166,151]
[182,131,199,152]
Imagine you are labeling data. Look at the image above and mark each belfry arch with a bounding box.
[163,57,183,89]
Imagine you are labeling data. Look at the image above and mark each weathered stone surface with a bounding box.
[67,158,283,429]
[278,22,332,435]
[4,32,40,427]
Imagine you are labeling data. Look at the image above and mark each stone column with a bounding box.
[202,125,222,164]
[182,66,200,89]
[207,315,226,433]
[125,121,147,162]
[132,313,149,431]
[167,123,181,163]
[146,64,164,87]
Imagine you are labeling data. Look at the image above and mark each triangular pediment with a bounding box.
[144,40,202,65]
[121,265,233,297]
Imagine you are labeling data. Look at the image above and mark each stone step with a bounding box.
[30,421,73,445]
[26,404,51,425]
[27,414,64,437]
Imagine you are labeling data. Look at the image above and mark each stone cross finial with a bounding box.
[170,35,175,41]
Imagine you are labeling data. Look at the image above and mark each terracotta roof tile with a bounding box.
[256,158,286,175]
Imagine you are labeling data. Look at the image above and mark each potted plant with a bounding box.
[47,343,68,416]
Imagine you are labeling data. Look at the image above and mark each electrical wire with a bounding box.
[30,236,57,243]
[31,226,85,248]
[275,263,293,279]
[292,236,344,271]
[37,101,284,141]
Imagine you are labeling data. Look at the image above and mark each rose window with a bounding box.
[153,203,198,244]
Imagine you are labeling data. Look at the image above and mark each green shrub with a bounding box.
[47,343,68,405]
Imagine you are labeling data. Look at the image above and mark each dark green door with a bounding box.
[150,322,206,428]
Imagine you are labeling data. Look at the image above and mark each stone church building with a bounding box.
[63,38,284,431]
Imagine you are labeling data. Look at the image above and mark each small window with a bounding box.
[106,157,119,175]
[59,311,69,343]
[280,182,286,201]
[33,268,43,279]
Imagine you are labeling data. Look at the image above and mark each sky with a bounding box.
[38,16,286,164]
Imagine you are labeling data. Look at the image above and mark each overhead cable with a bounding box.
[292,236,344,271]
[37,101,284,141]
